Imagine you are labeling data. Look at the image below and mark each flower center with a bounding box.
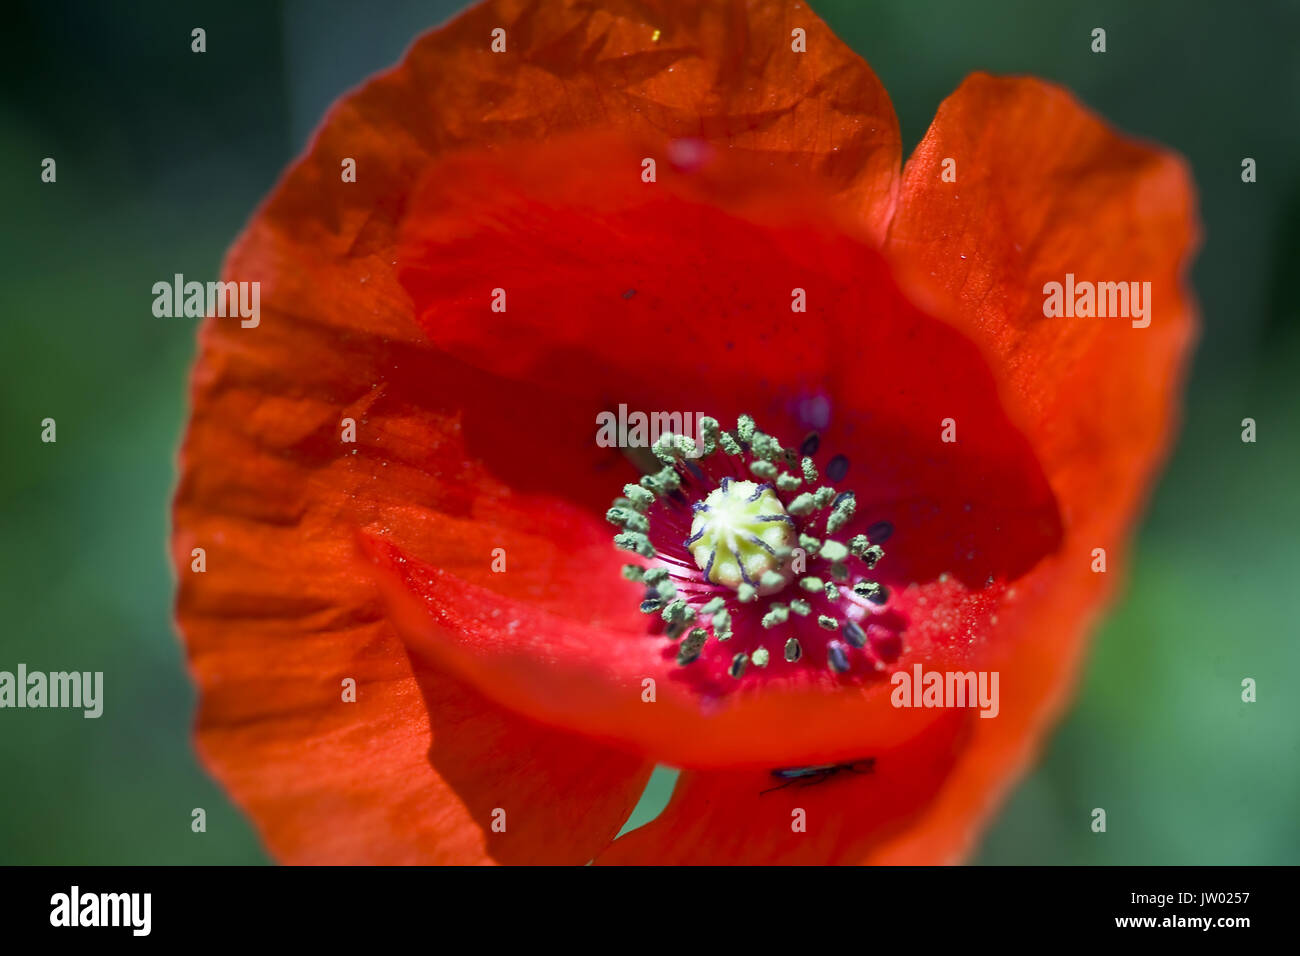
[606,413,898,679]
[687,479,793,594]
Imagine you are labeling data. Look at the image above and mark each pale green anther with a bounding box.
[829,561,849,581]
[713,609,732,640]
[729,652,749,679]
[854,580,882,598]
[699,416,721,456]
[799,533,821,552]
[750,432,783,462]
[827,497,856,534]
[677,628,707,665]
[638,473,660,493]
[656,579,678,601]
[643,568,670,585]
[800,576,824,593]
[789,599,811,616]
[801,457,818,482]
[651,433,677,464]
[813,486,836,509]
[674,435,698,458]
[606,507,648,533]
[784,637,803,663]
[621,564,645,582]
[774,546,793,562]
[789,493,815,515]
[737,583,758,603]
[848,536,885,568]
[761,605,789,629]
[750,460,777,479]
[719,432,743,455]
[776,473,802,491]
[751,647,771,668]
[655,465,682,492]
[823,581,839,600]
[662,599,696,624]
[700,596,726,615]
[737,414,755,443]
[614,532,655,557]
[623,484,655,511]
[818,615,838,630]
[759,570,786,591]
[819,539,849,562]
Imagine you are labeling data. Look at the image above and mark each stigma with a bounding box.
[687,479,793,594]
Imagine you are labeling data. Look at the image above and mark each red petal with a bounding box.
[174,502,652,864]
[866,73,1200,861]
[593,709,971,864]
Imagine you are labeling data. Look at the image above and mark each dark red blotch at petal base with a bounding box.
[373,131,1061,769]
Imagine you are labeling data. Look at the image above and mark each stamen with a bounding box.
[729,652,749,678]
[761,605,789,628]
[776,473,802,491]
[677,628,707,665]
[867,520,894,542]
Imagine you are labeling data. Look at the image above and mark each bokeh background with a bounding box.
[1,0,1297,864]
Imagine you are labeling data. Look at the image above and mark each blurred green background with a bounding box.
[1,0,1296,864]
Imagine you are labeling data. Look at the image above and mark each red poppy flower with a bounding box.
[172,0,1198,864]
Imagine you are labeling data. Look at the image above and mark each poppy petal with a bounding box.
[863,73,1201,861]
[174,390,653,864]
[593,708,971,864]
